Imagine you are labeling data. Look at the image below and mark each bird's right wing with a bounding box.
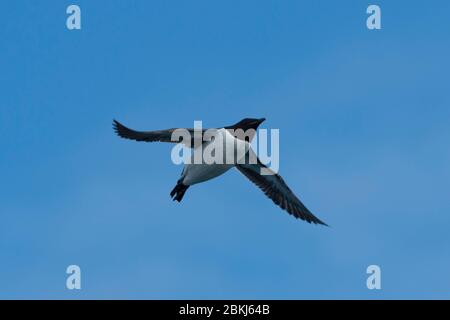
[235,156,327,225]
[113,120,206,148]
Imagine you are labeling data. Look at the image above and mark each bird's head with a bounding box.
[226,118,266,131]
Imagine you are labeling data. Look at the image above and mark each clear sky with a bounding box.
[1,0,450,299]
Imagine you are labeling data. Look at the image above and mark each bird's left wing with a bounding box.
[235,159,327,225]
[113,120,206,148]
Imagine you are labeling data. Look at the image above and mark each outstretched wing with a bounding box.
[113,120,206,147]
[236,158,327,225]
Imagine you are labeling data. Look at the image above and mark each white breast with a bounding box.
[181,128,249,186]
[182,163,233,186]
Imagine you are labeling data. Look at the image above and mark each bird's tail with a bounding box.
[170,180,189,202]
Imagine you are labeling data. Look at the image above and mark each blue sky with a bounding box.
[1,0,450,299]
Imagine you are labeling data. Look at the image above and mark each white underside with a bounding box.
[181,128,250,186]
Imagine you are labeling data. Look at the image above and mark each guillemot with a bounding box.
[113,118,327,225]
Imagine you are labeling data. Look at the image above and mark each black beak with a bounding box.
[257,118,266,124]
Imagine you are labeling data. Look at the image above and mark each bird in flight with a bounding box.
[113,118,327,226]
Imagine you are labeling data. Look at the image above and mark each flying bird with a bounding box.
[113,118,327,225]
